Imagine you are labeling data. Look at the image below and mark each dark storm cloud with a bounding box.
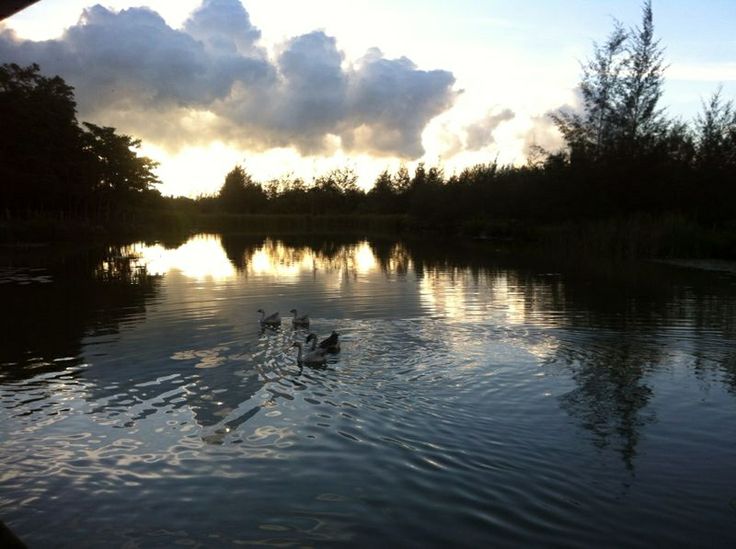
[0,0,458,157]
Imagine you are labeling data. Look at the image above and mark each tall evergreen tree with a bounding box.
[552,1,667,161]
[694,89,735,170]
[617,0,667,151]
[551,23,627,160]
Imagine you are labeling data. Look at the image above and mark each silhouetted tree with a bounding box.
[393,165,411,193]
[272,176,309,214]
[0,62,160,220]
[0,63,85,213]
[617,0,667,152]
[695,89,735,170]
[392,165,412,211]
[218,165,266,213]
[552,1,666,164]
[367,170,395,213]
[309,168,363,214]
[551,23,627,161]
[82,123,159,194]
[219,165,247,213]
[82,122,160,217]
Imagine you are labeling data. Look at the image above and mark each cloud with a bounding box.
[0,0,458,158]
[0,4,273,114]
[523,114,564,161]
[465,108,515,150]
[344,49,457,157]
[522,93,582,160]
[184,0,261,54]
[215,31,349,154]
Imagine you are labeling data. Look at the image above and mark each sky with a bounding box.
[2,0,735,196]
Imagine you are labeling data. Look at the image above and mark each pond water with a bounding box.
[1,234,736,547]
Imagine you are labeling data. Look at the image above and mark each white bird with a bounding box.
[292,341,327,365]
[257,309,281,328]
[290,308,310,328]
[306,331,340,353]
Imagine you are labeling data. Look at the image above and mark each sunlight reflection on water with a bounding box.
[2,234,736,547]
[130,234,237,281]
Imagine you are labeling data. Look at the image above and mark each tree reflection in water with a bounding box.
[215,235,736,468]
[557,341,657,470]
[3,234,736,466]
[0,244,161,383]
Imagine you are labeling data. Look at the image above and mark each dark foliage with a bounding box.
[197,3,733,246]
[0,62,160,221]
[218,165,266,214]
[2,1,735,257]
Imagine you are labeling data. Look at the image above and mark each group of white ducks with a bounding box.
[257,308,340,366]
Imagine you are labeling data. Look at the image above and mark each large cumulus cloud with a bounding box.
[0,0,458,158]
[345,48,458,157]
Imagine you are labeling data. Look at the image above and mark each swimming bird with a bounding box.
[292,341,327,365]
[306,331,340,354]
[290,308,310,328]
[257,309,281,328]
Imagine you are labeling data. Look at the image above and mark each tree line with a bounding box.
[203,2,734,233]
[2,1,735,245]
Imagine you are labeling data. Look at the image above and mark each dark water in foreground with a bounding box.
[1,234,736,547]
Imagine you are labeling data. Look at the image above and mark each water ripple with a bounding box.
[2,237,736,547]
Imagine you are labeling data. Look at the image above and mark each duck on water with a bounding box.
[290,309,310,328]
[258,309,281,328]
[306,331,340,354]
[292,341,328,365]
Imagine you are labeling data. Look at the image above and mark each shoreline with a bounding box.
[2,212,735,260]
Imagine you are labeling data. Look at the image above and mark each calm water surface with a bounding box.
[1,234,736,547]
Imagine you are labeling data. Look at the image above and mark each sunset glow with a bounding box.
[4,0,734,196]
